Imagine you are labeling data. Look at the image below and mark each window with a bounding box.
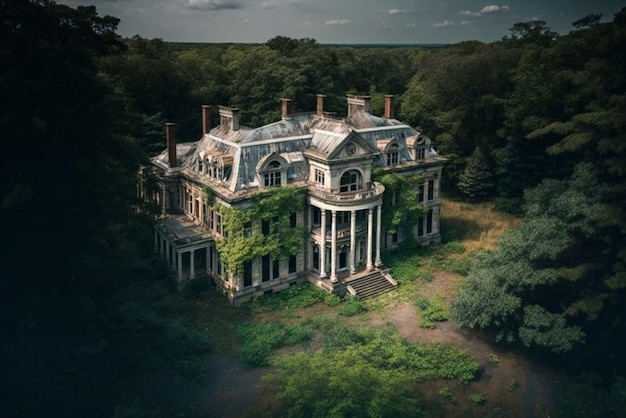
[290,212,297,228]
[244,221,252,238]
[426,210,433,234]
[262,220,270,235]
[198,159,203,173]
[313,245,320,270]
[340,170,360,192]
[289,255,297,273]
[416,147,426,160]
[263,160,282,187]
[264,171,281,187]
[386,144,399,166]
[216,213,222,234]
[391,231,399,243]
[417,216,424,237]
[262,255,270,282]
[337,211,350,225]
[418,184,424,202]
[428,180,434,201]
[243,261,253,287]
[312,207,321,226]
[315,169,325,185]
[273,259,280,279]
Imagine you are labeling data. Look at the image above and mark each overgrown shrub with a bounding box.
[338,298,367,316]
[237,321,314,366]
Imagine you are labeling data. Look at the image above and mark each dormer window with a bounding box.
[257,153,288,188]
[315,168,325,185]
[198,159,204,173]
[340,170,361,192]
[416,146,426,160]
[386,143,400,166]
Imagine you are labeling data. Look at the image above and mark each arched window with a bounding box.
[264,161,282,187]
[386,143,400,166]
[340,170,361,192]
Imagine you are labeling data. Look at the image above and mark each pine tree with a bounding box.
[457,147,493,199]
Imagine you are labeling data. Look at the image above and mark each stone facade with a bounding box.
[142,94,446,306]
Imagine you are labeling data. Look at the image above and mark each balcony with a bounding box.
[308,181,384,204]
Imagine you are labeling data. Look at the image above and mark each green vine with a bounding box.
[373,169,424,244]
[215,185,306,277]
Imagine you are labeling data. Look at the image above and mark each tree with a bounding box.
[457,147,493,199]
[453,163,626,355]
[0,0,143,292]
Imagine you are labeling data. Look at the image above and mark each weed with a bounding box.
[439,387,457,404]
[507,378,518,392]
[468,393,486,405]
[419,318,435,329]
[338,298,367,316]
[487,353,501,364]
[441,241,466,255]
[324,293,341,307]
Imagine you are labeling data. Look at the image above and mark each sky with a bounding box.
[58,0,625,44]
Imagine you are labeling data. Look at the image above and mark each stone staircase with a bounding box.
[347,270,398,300]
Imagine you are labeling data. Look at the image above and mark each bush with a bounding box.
[439,387,457,404]
[441,241,466,255]
[338,298,367,316]
[250,283,326,312]
[324,293,341,307]
[468,393,486,405]
[415,295,449,323]
[237,321,314,366]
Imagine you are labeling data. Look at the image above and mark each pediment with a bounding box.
[327,130,379,161]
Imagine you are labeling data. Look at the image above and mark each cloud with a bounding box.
[325,19,352,26]
[433,20,454,27]
[480,5,510,13]
[460,20,471,25]
[460,4,509,17]
[460,10,481,17]
[388,8,408,15]
[295,20,313,26]
[185,0,244,10]
[405,22,416,28]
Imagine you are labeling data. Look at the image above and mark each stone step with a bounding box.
[347,271,398,300]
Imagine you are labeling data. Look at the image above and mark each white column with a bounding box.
[433,206,440,234]
[190,250,195,278]
[375,204,382,267]
[320,208,327,278]
[330,210,338,283]
[350,210,356,273]
[367,207,374,270]
[161,185,167,215]
[177,251,183,281]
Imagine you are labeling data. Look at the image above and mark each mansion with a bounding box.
[143,94,446,305]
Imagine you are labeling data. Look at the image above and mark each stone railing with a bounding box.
[308,181,384,203]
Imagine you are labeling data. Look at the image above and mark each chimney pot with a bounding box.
[165,122,177,168]
[281,98,292,120]
[201,105,211,135]
[316,94,326,116]
[384,95,394,119]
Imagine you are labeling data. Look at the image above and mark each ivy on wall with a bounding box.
[373,170,424,243]
[214,185,306,277]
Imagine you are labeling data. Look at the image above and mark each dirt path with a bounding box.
[370,299,559,417]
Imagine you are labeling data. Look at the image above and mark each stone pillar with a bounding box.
[375,204,382,267]
[330,210,337,283]
[433,206,440,234]
[177,251,182,281]
[320,208,327,278]
[367,207,374,270]
[190,250,195,278]
[350,210,356,273]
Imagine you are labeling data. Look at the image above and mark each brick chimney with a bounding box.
[281,98,292,120]
[165,122,177,168]
[384,95,394,119]
[218,106,240,131]
[316,94,326,116]
[347,95,371,117]
[201,105,211,135]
